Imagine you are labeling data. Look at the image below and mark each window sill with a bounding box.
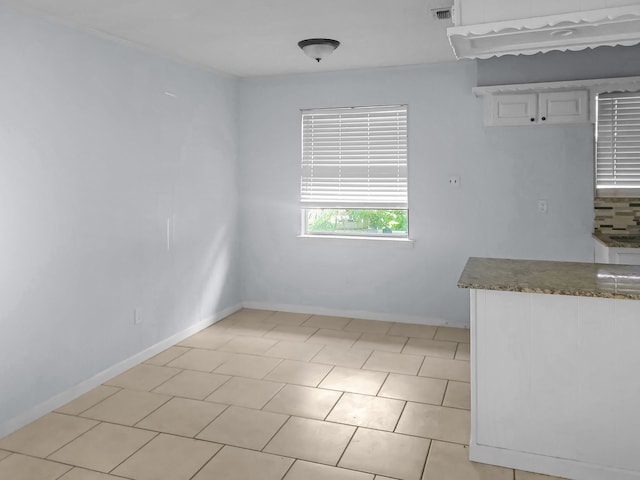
[297,234,415,248]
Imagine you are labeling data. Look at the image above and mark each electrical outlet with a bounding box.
[133,308,143,325]
[538,199,548,214]
[448,175,461,187]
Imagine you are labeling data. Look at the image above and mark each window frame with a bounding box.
[595,90,640,198]
[299,104,409,239]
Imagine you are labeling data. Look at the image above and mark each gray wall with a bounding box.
[238,62,595,326]
[0,8,241,429]
[478,44,640,86]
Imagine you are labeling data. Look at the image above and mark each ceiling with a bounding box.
[5,0,457,77]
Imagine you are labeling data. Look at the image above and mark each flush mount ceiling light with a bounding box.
[297,38,340,62]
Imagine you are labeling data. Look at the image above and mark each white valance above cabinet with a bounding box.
[448,1,640,60]
[473,76,640,127]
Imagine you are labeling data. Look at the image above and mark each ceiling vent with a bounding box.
[432,8,452,21]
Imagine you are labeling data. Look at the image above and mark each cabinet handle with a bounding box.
[541,116,546,121]
[530,117,535,122]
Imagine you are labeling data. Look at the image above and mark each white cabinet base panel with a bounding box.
[470,289,640,480]
[470,443,640,480]
[594,238,640,265]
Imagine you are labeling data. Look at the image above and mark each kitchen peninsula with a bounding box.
[458,257,640,480]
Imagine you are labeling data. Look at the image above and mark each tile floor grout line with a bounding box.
[322,391,345,422]
[314,361,338,387]
[334,424,359,468]
[13,393,470,445]
[441,380,450,407]
[55,385,123,417]
[123,392,173,429]
[278,456,297,480]
[181,335,235,352]
[374,372,390,396]
[0,452,86,478]
[55,456,136,480]
[200,372,234,400]
[58,416,244,447]
[416,352,427,378]
[391,400,408,433]
[192,403,231,439]
[43,418,103,461]
[351,330,364,347]
[321,414,439,440]
[398,334,409,352]
[132,365,185,393]
[259,415,294,454]
[185,443,226,480]
[419,434,433,480]
[108,428,160,475]
[284,456,389,478]
[90,416,270,455]
[160,347,193,367]
[256,379,289,412]
[52,465,72,480]
[360,348,376,370]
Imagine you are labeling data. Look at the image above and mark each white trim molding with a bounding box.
[472,76,640,98]
[242,301,465,328]
[297,234,415,249]
[448,6,640,60]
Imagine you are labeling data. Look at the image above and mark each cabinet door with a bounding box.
[614,251,640,265]
[485,93,537,126]
[538,90,588,124]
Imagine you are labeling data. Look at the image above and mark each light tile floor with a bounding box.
[0,309,566,480]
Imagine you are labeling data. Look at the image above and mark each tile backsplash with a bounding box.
[594,198,640,234]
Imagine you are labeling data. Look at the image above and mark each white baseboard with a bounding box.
[242,301,467,328]
[0,303,242,439]
[470,442,640,480]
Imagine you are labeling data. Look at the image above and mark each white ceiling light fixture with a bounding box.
[297,38,340,62]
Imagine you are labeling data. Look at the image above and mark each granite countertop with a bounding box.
[593,232,640,248]
[458,257,640,300]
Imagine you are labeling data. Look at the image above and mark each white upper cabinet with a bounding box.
[538,91,589,124]
[474,76,640,127]
[485,90,588,126]
[448,0,640,59]
[486,93,537,126]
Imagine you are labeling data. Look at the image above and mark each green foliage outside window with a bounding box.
[306,209,408,235]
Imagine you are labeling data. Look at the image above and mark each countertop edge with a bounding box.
[457,257,640,301]
[457,281,640,300]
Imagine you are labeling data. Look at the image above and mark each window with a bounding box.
[596,91,640,196]
[300,105,408,237]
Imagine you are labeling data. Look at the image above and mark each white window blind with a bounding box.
[300,105,408,209]
[596,91,640,190]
